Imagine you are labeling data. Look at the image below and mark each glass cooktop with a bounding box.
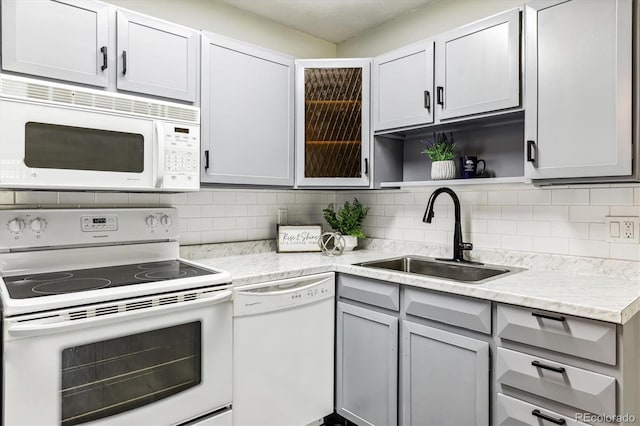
[3,260,219,299]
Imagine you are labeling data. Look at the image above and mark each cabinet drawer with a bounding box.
[404,288,491,334]
[496,348,616,415]
[337,275,400,311]
[497,393,590,426]
[497,304,616,365]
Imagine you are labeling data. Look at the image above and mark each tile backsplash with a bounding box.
[2,183,639,263]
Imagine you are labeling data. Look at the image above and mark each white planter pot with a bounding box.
[431,160,456,180]
[342,235,358,251]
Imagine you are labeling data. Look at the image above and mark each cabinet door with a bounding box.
[116,10,198,102]
[200,33,294,186]
[401,320,489,426]
[524,0,632,180]
[373,41,434,131]
[296,59,371,187]
[435,8,520,120]
[336,302,398,426]
[1,0,109,87]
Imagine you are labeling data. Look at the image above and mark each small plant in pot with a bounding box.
[421,132,456,180]
[322,198,370,251]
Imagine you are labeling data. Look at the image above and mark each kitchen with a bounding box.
[0,0,639,425]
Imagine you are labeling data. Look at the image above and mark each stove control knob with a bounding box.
[29,218,47,233]
[7,218,25,233]
[160,214,173,227]
[146,215,159,228]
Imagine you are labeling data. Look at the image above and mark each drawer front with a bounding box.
[338,274,400,311]
[497,304,616,365]
[404,288,491,334]
[496,348,616,415]
[497,393,590,426]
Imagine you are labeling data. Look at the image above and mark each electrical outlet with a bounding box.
[278,208,288,226]
[606,216,639,243]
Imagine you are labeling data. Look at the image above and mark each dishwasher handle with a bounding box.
[236,276,332,296]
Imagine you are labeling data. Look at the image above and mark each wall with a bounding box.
[337,184,640,262]
[105,0,336,58]
[337,0,525,57]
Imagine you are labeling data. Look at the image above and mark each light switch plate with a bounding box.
[605,216,640,243]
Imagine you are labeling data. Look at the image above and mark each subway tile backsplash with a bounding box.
[1,183,639,262]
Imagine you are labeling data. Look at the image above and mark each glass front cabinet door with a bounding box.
[295,59,371,187]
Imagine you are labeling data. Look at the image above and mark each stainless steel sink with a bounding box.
[355,256,523,284]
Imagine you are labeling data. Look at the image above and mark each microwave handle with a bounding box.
[154,121,165,189]
[7,290,232,338]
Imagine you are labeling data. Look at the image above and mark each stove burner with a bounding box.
[134,269,194,281]
[24,272,73,282]
[32,278,112,294]
[137,261,177,270]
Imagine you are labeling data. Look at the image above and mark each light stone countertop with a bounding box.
[182,242,640,325]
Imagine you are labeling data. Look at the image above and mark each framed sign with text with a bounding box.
[276,225,323,253]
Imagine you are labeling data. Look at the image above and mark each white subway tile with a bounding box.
[568,239,609,258]
[226,229,248,241]
[469,219,488,233]
[469,233,502,249]
[202,205,226,217]
[533,237,569,255]
[367,205,385,216]
[201,231,226,244]
[487,220,517,235]
[501,235,533,252]
[248,228,273,240]
[568,206,609,223]
[377,193,395,204]
[551,189,589,205]
[533,206,569,222]
[488,191,518,205]
[363,227,385,239]
[385,228,404,240]
[635,187,640,205]
[424,229,449,245]
[178,218,188,232]
[385,205,404,217]
[472,205,502,220]
[257,192,277,204]
[589,223,608,241]
[213,217,236,230]
[550,222,589,239]
[459,191,487,205]
[257,216,276,229]
[15,191,57,205]
[403,206,424,217]
[376,215,397,228]
[276,192,296,205]
[59,192,95,206]
[175,204,201,218]
[394,192,414,205]
[610,243,640,261]
[179,232,202,245]
[128,193,159,205]
[517,221,551,236]
[403,229,425,242]
[502,206,533,221]
[187,218,213,232]
[225,204,248,217]
[609,206,640,216]
[590,188,634,206]
[236,217,258,229]
[213,191,237,204]
[169,193,188,204]
[353,193,377,204]
[517,190,551,206]
[186,191,213,204]
[294,192,313,204]
[395,217,415,229]
[433,217,455,231]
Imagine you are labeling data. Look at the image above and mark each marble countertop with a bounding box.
[185,245,640,325]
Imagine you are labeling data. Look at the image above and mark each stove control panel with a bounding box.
[0,208,179,250]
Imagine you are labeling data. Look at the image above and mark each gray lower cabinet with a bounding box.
[336,301,398,426]
[401,320,489,426]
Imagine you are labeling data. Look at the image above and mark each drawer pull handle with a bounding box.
[531,409,566,425]
[532,312,566,322]
[531,360,566,374]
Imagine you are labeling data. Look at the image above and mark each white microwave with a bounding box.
[0,74,200,192]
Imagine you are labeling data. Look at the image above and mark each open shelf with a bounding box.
[380,176,526,188]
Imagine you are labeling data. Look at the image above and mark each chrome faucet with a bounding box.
[422,187,479,264]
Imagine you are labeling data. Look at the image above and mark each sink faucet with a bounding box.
[422,187,479,264]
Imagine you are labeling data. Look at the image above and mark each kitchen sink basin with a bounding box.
[355,256,523,284]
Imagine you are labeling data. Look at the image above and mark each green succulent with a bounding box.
[421,132,455,161]
[322,198,370,238]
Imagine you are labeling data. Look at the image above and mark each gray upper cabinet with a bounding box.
[373,40,434,132]
[524,0,632,180]
[435,8,520,120]
[1,0,110,87]
[201,32,294,186]
[401,321,489,426]
[116,10,198,102]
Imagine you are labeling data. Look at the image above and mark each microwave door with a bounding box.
[0,99,155,191]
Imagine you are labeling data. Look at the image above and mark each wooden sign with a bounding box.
[276,225,323,253]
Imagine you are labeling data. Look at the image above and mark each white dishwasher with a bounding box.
[233,272,335,426]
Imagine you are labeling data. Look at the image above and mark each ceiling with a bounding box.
[221,0,436,43]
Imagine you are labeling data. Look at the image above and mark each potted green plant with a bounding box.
[421,132,456,180]
[322,198,370,251]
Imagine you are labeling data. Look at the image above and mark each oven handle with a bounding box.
[155,120,165,189]
[7,290,232,338]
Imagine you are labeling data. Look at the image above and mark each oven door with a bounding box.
[0,98,157,191]
[3,288,232,426]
